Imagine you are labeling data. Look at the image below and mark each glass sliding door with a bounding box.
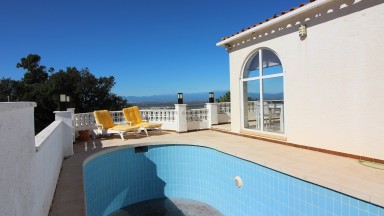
[263,77,284,133]
[243,80,260,130]
[242,48,285,134]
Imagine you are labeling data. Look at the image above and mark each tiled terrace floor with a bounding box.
[49,129,384,216]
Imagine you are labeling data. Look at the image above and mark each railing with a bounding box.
[140,109,175,122]
[186,108,209,130]
[74,112,96,131]
[110,111,125,123]
[73,103,230,132]
[218,102,231,114]
[248,101,258,112]
[186,109,208,122]
[218,102,231,124]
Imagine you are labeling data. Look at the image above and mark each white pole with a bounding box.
[7,96,10,102]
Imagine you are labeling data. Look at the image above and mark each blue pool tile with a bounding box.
[359,209,370,216]
[319,187,327,196]
[333,192,341,203]
[350,198,359,208]
[350,206,359,216]
[378,207,384,216]
[333,200,341,215]
[305,203,312,216]
[83,145,384,216]
[359,200,369,212]
[369,204,379,215]
[311,206,317,216]
[318,208,326,216]
[341,194,350,205]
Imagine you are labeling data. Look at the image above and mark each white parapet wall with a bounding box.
[0,102,73,216]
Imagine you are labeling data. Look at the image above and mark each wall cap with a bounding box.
[0,102,37,113]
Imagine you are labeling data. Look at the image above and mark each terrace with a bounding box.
[2,0,384,215]
[56,107,384,215]
[1,102,383,216]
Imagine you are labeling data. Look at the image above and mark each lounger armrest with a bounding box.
[124,121,133,126]
[95,123,104,130]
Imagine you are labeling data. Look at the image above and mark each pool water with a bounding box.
[83,145,384,216]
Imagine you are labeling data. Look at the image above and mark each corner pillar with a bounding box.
[174,104,187,132]
[206,103,218,128]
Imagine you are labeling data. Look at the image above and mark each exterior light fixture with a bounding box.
[299,24,307,38]
[209,92,215,103]
[59,94,70,111]
[177,93,183,104]
[60,94,66,102]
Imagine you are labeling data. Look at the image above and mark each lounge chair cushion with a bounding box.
[123,107,136,124]
[123,106,143,125]
[110,125,139,131]
[122,106,162,128]
[132,106,143,124]
[136,122,162,128]
[94,110,115,129]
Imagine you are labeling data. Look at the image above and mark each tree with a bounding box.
[5,54,131,134]
[49,67,129,113]
[16,54,51,85]
[216,91,230,102]
[0,78,19,101]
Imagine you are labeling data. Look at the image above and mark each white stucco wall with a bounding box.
[0,102,73,216]
[227,0,384,159]
[0,102,36,216]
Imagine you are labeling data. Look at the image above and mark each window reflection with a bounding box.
[243,80,260,130]
[263,77,284,133]
[243,52,260,78]
[242,49,284,134]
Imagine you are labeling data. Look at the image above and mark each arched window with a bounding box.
[242,48,285,134]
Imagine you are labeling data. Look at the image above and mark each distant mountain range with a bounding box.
[124,91,228,104]
[247,92,284,101]
[124,90,283,104]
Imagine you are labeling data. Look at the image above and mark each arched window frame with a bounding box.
[240,48,286,135]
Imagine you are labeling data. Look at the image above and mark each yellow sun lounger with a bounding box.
[122,106,162,137]
[93,110,139,141]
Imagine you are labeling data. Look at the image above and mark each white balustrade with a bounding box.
[248,101,258,112]
[109,111,125,124]
[218,102,231,114]
[74,112,96,131]
[140,109,175,122]
[186,109,208,122]
[218,102,231,124]
[72,103,232,132]
[186,108,209,130]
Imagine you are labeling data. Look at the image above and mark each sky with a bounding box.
[0,0,305,96]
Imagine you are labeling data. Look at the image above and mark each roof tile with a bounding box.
[219,0,318,41]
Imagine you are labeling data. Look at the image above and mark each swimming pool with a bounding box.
[83,144,384,216]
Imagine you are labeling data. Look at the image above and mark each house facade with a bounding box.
[217,0,384,160]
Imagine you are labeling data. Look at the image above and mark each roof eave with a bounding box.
[216,0,333,47]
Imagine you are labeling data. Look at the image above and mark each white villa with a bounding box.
[217,0,384,162]
[1,0,384,215]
